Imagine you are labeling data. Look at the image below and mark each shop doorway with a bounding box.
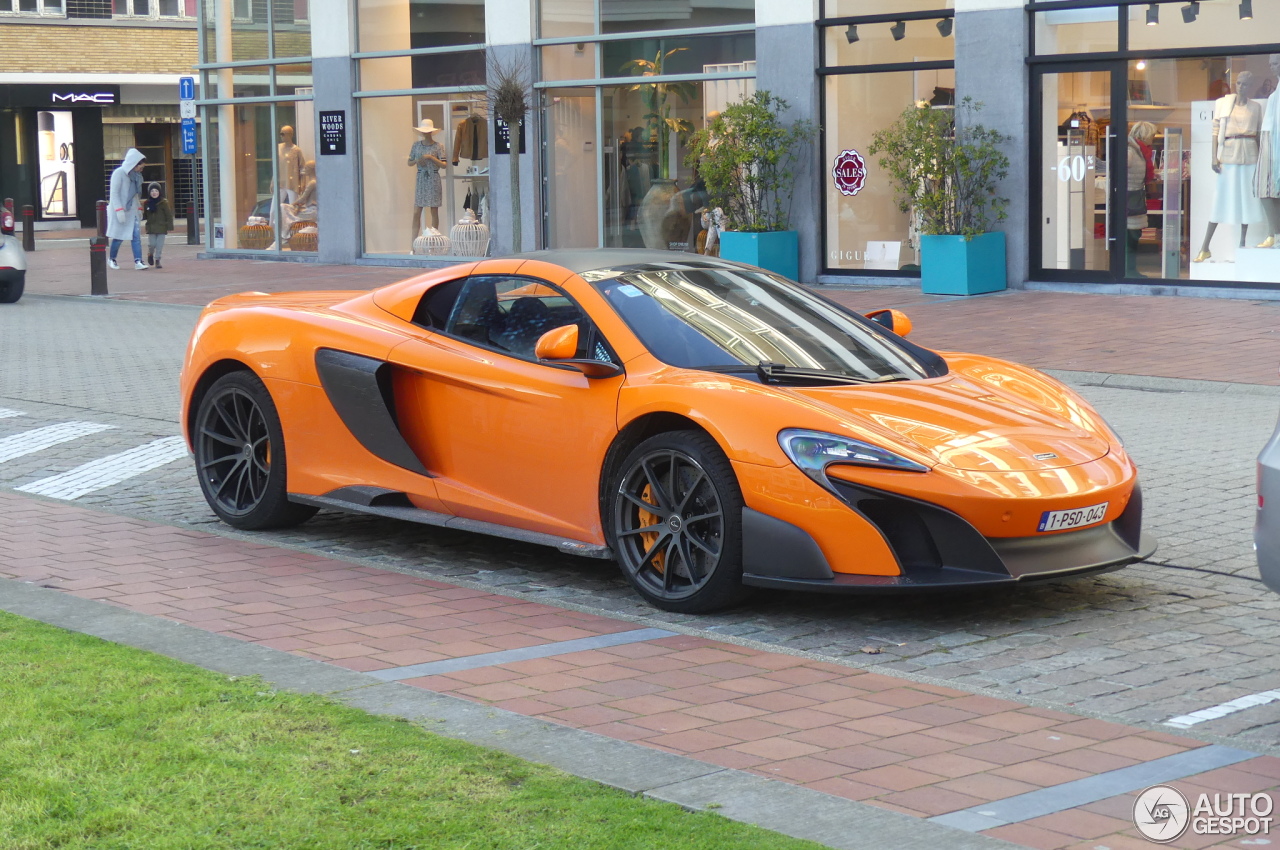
[1033,63,1126,281]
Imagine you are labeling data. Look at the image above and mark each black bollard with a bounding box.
[21,205,34,252]
[187,201,198,245]
[89,238,108,296]
[90,201,108,296]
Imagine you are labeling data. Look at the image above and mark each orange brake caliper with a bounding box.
[638,483,665,573]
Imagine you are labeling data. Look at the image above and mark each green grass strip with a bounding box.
[0,611,824,850]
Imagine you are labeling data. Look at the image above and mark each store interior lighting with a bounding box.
[890,20,907,40]
[1146,4,1159,24]
[1136,59,1147,70]
[936,17,953,37]
[1240,0,1253,18]
[845,24,859,43]
[1181,1,1200,23]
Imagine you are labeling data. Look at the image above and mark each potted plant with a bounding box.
[620,48,697,250]
[868,98,1011,295]
[685,90,814,279]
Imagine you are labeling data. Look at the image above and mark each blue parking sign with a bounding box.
[179,76,196,101]
[181,118,197,155]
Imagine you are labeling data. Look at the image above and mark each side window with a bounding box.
[435,275,614,363]
[411,277,466,329]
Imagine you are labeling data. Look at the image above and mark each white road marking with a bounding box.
[0,408,24,419]
[1164,689,1280,728]
[0,422,113,464]
[16,436,189,500]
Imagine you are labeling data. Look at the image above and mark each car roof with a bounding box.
[502,249,756,279]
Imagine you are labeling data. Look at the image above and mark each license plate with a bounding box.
[1037,502,1109,532]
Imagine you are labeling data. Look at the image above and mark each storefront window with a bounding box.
[542,43,596,82]
[823,69,954,273]
[1127,3,1280,53]
[601,75,754,251]
[545,88,599,248]
[825,0,952,15]
[1033,7,1118,54]
[824,17,955,67]
[360,92,490,256]
[540,0,752,38]
[1129,55,1280,283]
[207,99,316,252]
[602,33,755,79]
[356,0,484,52]
[359,53,485,89]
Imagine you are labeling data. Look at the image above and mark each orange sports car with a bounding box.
[179,249,1155,613]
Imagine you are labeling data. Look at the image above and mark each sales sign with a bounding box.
[832,149,867,197]
[319,110,346,155]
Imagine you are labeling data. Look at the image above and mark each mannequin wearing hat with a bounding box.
[408,119,447,235]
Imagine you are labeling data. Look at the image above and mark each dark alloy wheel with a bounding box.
[193,371,317,530]
[609,431,749,613]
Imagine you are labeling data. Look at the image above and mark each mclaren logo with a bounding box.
[51,92,116,104]
[1033,452,1059,461]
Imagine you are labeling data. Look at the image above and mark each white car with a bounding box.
[0,205,26,303]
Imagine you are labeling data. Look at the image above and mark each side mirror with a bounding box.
[864,308,912,337]
[535,324,624,378]
[535,324,578,360]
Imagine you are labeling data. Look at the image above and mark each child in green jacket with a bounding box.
[142,182,174,269]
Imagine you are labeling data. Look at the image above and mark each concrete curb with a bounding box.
[1046,369,1280,398]
[0,577,1019,850]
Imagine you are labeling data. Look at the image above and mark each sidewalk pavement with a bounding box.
[20,238,1280,387]
[5,489,1280,850]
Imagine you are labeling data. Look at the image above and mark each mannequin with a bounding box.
[408,119,447,236]
[1126,121,1157,278]
[280,159,317,234]
[1255,54,1280,248]
[277,125,303,204]
[1194,72,1267,262]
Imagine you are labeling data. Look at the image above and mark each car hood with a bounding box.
[210,290,367,311]
[789,373,1110,472]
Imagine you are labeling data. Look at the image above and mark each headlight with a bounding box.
[779,429,930,493]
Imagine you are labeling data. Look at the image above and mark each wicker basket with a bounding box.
[238,223,274,250]
[449,210,490,257]
[412,226,451,256]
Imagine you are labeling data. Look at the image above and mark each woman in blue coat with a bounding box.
[106,148,147,271]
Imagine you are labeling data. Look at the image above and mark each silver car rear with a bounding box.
[1257,411,1280,592]
[0,206,26,303]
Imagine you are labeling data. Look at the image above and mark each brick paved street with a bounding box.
[5,248,1280,849]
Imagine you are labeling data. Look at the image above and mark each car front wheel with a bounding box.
[193,371,317,530]
[609,431,749,614]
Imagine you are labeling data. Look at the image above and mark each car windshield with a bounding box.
[592,266,929,383]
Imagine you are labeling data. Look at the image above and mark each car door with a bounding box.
[387,273,624,543]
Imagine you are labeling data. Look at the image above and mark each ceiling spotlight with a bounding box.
[1146,3,1159,24]
[1181,1,1199,23]
[1136,59,1147,70]
[890,20,907,41]
[845,24,859,44]
[1240,0,1252,19]
[936,17,953,37]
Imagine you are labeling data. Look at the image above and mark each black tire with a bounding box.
[193,371,318,530]
[607,430,751,614]
[0,275,24,304]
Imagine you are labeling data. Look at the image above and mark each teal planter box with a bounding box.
[920,232,1007,295]
[720,230,799,281]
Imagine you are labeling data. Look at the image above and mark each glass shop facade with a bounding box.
[196,0,1280,291]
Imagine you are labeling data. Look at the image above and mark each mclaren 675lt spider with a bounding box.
[179,250,1155,613]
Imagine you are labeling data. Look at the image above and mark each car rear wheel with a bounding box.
[609,431,750,613]
[0,274,24,304]
[194,371,317,530]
